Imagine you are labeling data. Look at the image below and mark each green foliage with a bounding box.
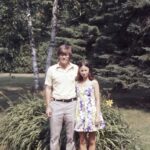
[90,0,150,90]
[0,0,149,90]
[96,102,139,150]
[0,0,53,73]
[0,95,49,150]
[0,95,140,150]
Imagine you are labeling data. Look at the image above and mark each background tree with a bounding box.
[26,0,40,91]
[0,0,149,92]
[45,0,58,72]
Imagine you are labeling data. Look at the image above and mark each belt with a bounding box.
[53,97,76,102]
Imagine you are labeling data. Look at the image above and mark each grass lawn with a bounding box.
[120,108,150,150]
[0,73,45,111]
[0,73,150,149]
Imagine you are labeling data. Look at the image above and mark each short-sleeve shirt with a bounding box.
[45,63,78,99]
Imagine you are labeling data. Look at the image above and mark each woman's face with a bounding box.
[79,65,89,80]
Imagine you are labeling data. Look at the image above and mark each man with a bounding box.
[45,44,78,150]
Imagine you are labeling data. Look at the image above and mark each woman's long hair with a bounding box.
[76,59,94,82]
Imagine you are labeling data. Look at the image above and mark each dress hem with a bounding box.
[74,129,97,132]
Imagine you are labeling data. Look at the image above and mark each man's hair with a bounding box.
[57,44,72,58]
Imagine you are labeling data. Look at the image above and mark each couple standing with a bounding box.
[45,44,103,150]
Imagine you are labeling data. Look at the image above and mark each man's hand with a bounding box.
[46,106,52,117]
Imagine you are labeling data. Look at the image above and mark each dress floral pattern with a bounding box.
[74,80,101,132]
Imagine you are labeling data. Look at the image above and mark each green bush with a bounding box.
[0,95,50,150]
[0,95,140,150]
[96,101,140,150]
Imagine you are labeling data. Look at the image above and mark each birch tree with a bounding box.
[45,0,58,72]
[26,0,40,91]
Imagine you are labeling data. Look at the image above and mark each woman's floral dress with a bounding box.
[74,80,99,132]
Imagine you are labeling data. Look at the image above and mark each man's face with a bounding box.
[58,49,70,66]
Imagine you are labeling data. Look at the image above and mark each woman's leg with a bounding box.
[79,132,87,150]
[88,132,96,150]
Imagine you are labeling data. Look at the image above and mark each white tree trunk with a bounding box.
[45,0,58,72]
[26,0,40,91]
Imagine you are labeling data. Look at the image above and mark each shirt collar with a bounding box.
[56,63,74,70]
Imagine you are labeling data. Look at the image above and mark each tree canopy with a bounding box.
[0,0,150,90]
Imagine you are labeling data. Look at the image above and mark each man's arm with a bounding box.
[45,85,52,117]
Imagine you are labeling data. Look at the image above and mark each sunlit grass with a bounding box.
[120,108,150,150]
[0,73,44,88]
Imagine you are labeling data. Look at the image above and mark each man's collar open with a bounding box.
[56,63,74,70]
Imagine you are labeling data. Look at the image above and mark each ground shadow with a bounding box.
[0,75,45,111]
[110,88,150,112]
